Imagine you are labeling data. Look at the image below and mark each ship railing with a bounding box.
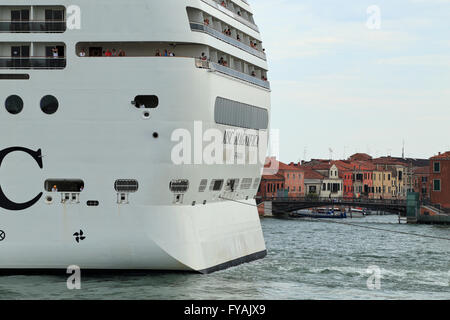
[0,57,66,69]
[0,21,66,33]
[195,58,270,90]
[200,0,259,32]
[190,22,266,60]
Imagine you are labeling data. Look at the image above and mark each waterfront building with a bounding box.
[303,169,325,197]
[430,151,450,210]
[412,166,431,201]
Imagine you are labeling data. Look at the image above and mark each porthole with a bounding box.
[5,95,23,115]
[40,95,59,114]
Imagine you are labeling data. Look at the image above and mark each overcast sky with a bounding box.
[251,0,450,162]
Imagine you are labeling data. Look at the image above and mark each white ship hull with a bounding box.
[0,0,270,273]
[1,200,266,273]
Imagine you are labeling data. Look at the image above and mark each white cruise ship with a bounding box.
[0,0,271,273]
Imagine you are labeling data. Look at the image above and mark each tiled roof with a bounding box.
[431,151,450,160]
[303,169,325,179]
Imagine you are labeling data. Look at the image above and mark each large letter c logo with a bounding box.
[0,147,43,211]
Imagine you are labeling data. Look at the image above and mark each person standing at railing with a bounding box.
[51,47,59,68]
[200,52,208,61]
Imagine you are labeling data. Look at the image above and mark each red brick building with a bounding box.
[430,151,450,209]
[257,173,284,199]
[413,166,431,201]
[257,159,305,200]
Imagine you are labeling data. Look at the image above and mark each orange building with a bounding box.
[430,151,450,210]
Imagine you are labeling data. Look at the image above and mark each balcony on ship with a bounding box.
[198,48,270,90]
[0,42,66,69]
[0,6,66,33]
[75,42,269,90]
[201,0,258,32]
[187,7,266,60]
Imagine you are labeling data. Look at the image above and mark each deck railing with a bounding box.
[195,58,270,90]
[0,57,66,69]
[190,22,266,60]
[0,21,66,33]
[201,0,259,32]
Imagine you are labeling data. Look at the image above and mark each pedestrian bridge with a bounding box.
[264,197,408,215]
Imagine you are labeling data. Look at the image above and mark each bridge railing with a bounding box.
[265,196,407,206]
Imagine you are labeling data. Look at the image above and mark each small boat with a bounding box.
[290,209,347,219]
[348,208,366,218]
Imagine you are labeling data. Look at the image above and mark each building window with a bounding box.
[5,95,24,115]
[40,95,59,114]
[433,162,440,173]
[433,180,441,192]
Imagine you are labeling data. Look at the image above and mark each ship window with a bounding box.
[45,179,84,192]
[241,178,253,190]
[225,179,240,192]
[252,178,261,190]
[5,95,24,115]
[134,95,159,109]
[210,179,224,191]
[40,95,59,114]
[114,179,139,193]
[199,179,208,192]
[170,179,190,193]
[215,97,268,130]
[87,201,99,206]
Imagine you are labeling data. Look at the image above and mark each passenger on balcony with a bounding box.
[251,71,256,77]
[236,34,241,41]
[79,49,86,57]
[155,49,161,56]
[164,49,168,57]
[200,52,208,61]
[52,47,59,57]
[218,57,228,67]
[112,49,117,57]
[204,18,210,26]
[118,49,126,56]
[221,1,227,7]
[105,49,112,57]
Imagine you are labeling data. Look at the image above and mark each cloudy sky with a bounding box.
[251,0,450,162]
